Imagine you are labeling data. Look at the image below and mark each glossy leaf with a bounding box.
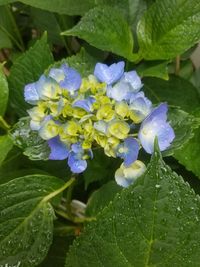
[143,76,200,114]
[10,117,50,161]
[62,6,134,60]
[86,181,122,217]
[65,148,200,267]
[136,61,169,80]
[175,127,200,178]
[0,174,64,267]
[174,110,200,178]
[8,34,53,116]
[163,107,200,156]
[0,135,13,166]
[137,0,200,60]
[0,64,9,116]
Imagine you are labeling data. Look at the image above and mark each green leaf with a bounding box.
[8,34,54,117]
[163,107,200,156]
[22,0,95,15]
[137,0,200,60]
[30,8,71,46]
[65,149,200,267]
[39,235,74,267]
[0,174,65,267]
[86,181,122,217]
[0,0,14,5]
[0,64,9,116]
[0,5,24,51]
[0,135,13,166]
[136,61,169,80]
[174,109,200,178]
[62,6,134,60]
[143,76,200,114]
[47,48,96,77]
[174,127,200,178]
[10,117,50,161]
[0,0,94,15]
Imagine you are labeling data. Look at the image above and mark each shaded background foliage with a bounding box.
[0,0,200,266]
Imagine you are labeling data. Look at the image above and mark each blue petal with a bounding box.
[73,97,95,112]
[36,75,59,100]
[138,103,175,154]
[129,92,152,121]
[48,136,69,160]
[106,81,130,101]
[116,137,139,166]
[68,152,87,173]
[121,71,143,92]
[71,142,83,153]
[115,161,146,187]
[49,68,65,83]
[94,61,125,85]
[59,64,82,92]
[24,82,39,104]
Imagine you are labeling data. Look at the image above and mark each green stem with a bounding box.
[55,208,96,223]
[43,177,76,203]
[175,55,180,75]
[0,116,10,131]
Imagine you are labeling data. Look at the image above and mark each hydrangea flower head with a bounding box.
[24,61,175,186]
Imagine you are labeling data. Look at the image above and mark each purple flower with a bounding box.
[24,82,39,104]
[121,71,143,92]
[49,64,82,93]
[129,92,152,123]
[73,97,96,112]
[116,137,139,166]
[115,160,146,187]
[48,136,69,160]
[68,143,87,174]
[106,81,130,101]
[94,61,125,85]
[138,103,175,154]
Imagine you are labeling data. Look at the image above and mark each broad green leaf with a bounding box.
[39,236,74,267]
[190,67,200,95]
[163,108,200,156]
[21,0,95,15]
[8,34,53,116]
[136,61,169,80]
[83,149,120,189]
[0,0,94,15]
[0,64,9,116]
[137,0,200,60]
[10,117,50,161]
[0,174,65,267]
[0,0,14,4]
[47,48,96,77]
[174,128,200,178]
[0,5,24,51]
[174,109,200,178]
[94,0,147,28]
[143,76,200,114]
[0,135,13,166]
[62,6,134,60]
[66,149,200,267]
[86,181,122,217]
[30,8,72,46]
[0,28,12,49]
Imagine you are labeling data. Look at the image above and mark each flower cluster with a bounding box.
[24,61,175,187]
